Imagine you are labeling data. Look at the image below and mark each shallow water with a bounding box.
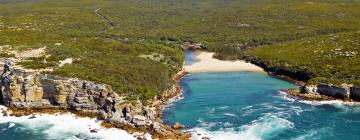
[184,50,201,65]
[162,72,360,140]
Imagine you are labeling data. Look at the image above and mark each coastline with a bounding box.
[2,49,357,140]
[0,60,191,140]
[243,55,360,103]
[184,51,360,104]
[184,51,264,73]
[0,105,147,140]
[0,70,191,140]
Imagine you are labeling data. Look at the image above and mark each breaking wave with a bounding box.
[279,91,360,108]
[189,113,294,140]
[0,105,149,140]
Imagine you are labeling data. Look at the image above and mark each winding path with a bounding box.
[94,8,115,27]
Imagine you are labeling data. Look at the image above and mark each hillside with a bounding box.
[1,0,360,100]
[248,31,360,86]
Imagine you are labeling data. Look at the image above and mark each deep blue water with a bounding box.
[162,72,360,140]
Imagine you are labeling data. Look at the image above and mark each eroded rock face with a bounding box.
[0,60,181,137]
[301,84,360,101]
[0,64,117,113]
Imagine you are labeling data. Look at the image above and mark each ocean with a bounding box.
[162,72,360,140]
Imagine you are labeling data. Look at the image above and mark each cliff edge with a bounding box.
[0,59,189,139]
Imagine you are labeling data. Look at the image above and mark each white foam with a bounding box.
[291,127,329,140]
[189,114,294,140]
[219,106,229,109]
[207,108,216,114]
[223,113,239,117]
[278,91,360,108]
[8,122,15,128]
[241,105,253,110]
[161,90,185,110]
[299,100,360,107]
[290,106,303,116]
[0,105,149,140]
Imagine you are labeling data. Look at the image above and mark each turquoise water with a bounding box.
[184,50,200,65]
[162,72,360,140]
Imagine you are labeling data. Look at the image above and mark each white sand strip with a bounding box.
[184,51,264,73]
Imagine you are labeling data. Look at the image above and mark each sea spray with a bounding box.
[279,91,360,108]
[188,114,294,140]
[0,105,150,140]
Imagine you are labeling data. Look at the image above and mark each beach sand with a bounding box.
[184,51,264,73]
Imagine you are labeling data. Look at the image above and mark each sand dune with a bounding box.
[184,51,264,73]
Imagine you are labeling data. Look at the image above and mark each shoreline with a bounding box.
[184,50,360,105]
[184,51,264,73]
[0,105,151,140]
[1,70,191,140]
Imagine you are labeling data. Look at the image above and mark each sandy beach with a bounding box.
[184,51,264,73]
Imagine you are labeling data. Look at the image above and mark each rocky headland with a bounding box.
[245,56,360,102]
[0,59,190,139]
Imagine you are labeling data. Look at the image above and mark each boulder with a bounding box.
[317,84,348,99]
[108,111,126,124]
[132,115,146,126]
[74,96,88,104]
[151,122,162,133]
[172,122,183,129]
[98,110,108,120]
[350,86,360,101]
[301,85,318,94]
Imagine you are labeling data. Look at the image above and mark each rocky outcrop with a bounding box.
[317,84,349,99]
[182,42,208,50]
[300,84,359,101]
[0,59,188,138]
[350,86,360,101]
[0,60,117,114]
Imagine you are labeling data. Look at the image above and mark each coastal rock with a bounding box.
[0,61,117,113]
[183,42,208,50]
[317,84,349,99]
[173,122,184,129]
[350,86,360,101]
[301,85,318,94]
[108,111,127,124]
[0,61,186,139]
[132,115,146,126]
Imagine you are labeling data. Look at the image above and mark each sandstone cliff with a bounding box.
[0,59,187,139]
[299,84,360,101]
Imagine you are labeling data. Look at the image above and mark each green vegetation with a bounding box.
[0,53,14,58]
[1,0,360,100]
[249,31,360,85]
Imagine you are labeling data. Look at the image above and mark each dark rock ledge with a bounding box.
[0,59,190,139]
